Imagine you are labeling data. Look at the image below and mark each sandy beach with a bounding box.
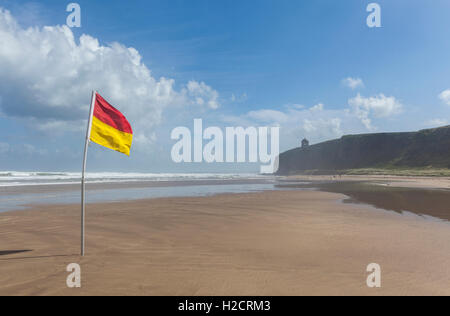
[1,183,450,296]
[1,0,450,299]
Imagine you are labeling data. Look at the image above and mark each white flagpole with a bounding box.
[81,90,97,256]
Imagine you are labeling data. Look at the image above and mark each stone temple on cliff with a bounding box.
[301,138,310,148]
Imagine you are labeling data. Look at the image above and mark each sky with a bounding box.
[0,0,449,172]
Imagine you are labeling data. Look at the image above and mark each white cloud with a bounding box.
[3,143,47,156]
[342,77,364,90]
[18,144,47,155]
[438,89,450,105]
[348,94,403,129]
[0,141,49,156]
[310,103,324,111]
[133,133,157,147]
[185,81,220,110]
[247,109,289,124]
[302,118,342,137]
[221,103,363,151]
[231,93,248,103]
[34,120,84,133]
[0,8,219,149]
[287,104,305,110]
[424,119,448,127]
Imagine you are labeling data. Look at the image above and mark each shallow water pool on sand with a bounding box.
[277,180,450,222]
[0,182,279,213]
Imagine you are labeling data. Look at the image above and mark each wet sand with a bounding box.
[0,178,278,212]
[0,178,273,196]
[1,189,450,296]
[287,174,450,190]
[278,181,450,221]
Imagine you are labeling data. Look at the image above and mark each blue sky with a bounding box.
[0,0,449,172]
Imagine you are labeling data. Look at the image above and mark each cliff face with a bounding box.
[277,126,450,175]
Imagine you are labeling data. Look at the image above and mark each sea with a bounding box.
[0,171,281,212]
[0,171,267,187]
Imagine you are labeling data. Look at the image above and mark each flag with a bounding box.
[90,93,133,156]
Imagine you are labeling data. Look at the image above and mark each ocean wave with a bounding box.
[0,171,266,187]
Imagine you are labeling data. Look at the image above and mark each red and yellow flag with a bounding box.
[90,93,133,156]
